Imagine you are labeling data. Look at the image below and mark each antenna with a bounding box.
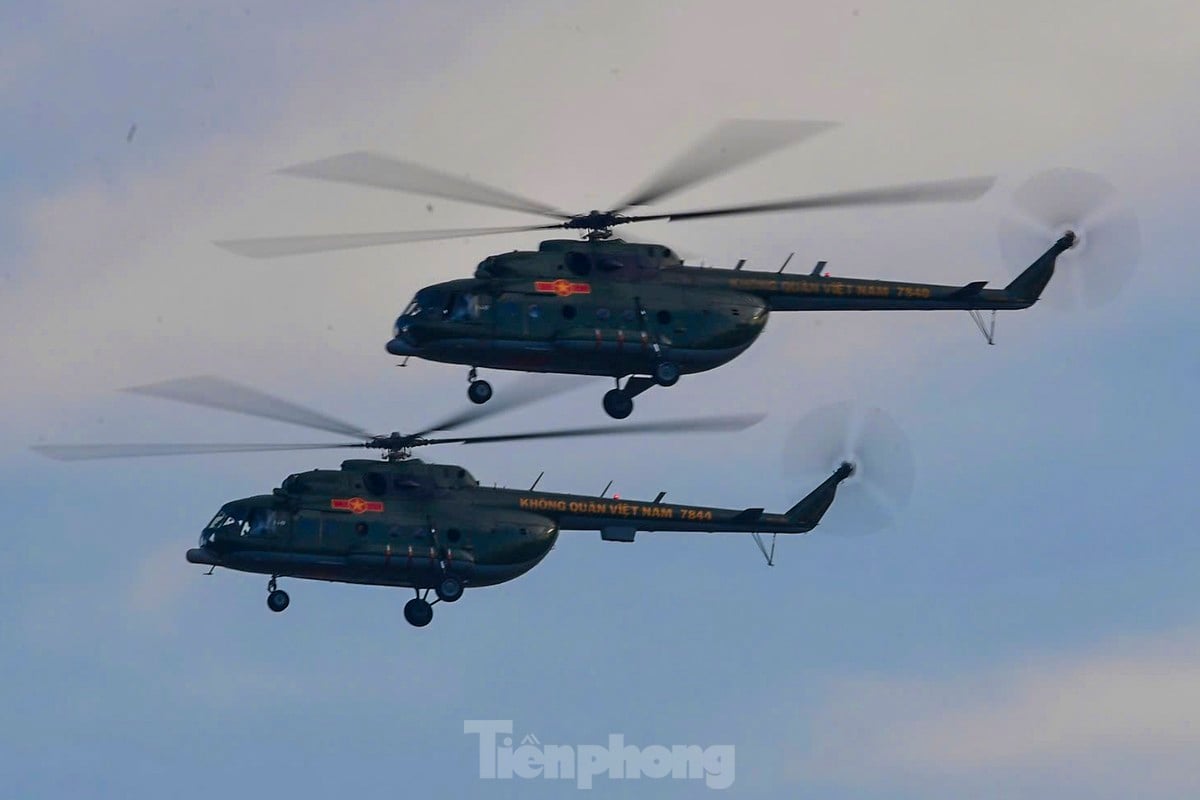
[776,252,794,274]
[529,471,544,491]
[600,480,613,497]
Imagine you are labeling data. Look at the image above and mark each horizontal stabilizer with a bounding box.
[949,280,987,299]
[732,507,765,523]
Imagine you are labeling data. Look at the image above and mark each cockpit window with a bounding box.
[200,505,283,545]
[446,292,491,321]
[408,288,447,317]
[402,289,490,322]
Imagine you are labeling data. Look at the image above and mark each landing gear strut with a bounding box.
[266,576,290,613]
[466,367,492,405]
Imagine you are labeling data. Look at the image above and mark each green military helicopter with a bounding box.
[33,376,867,628]
[219,123,1139,418]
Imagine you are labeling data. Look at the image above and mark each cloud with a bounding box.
[799,627,1200,797]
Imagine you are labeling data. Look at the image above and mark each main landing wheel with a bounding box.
[602,388,634,419]
[652,361,680,387]
[404,597,434,627]
[267,589,290,613]
[467,379,493,405]
[435,576,464,603]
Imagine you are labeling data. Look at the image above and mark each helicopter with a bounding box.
[218,122,1140,419]
[33,376,859,628]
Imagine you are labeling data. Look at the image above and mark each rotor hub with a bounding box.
[564,210,626,233]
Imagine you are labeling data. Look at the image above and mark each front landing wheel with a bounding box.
[602,388,634,419]
[404,597,434,627]
[436,576,464,603]
[652,361,680,387]
[467,380,493,405]
[267,589,290,613]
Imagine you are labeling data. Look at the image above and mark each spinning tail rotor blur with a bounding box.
[782,403,915,535]
[999,168,1141,309]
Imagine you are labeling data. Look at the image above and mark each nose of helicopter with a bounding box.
[186,547,221,566]
[386,320,421,355]
[386,335,419,356]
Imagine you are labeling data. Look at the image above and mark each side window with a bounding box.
[566,252,591,277]
[468,293,491,319]
[245,508,283,537]
[363,472,387,497]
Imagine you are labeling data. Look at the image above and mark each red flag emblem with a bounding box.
[331,497,385,514]
[534,279,591,297]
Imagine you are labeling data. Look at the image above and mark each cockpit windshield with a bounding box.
[403,288,445,318]
[399,289,490,322]
[199,505,283,546]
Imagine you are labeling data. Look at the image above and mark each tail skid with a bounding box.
[748,462,855,566]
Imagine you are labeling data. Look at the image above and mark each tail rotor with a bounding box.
[999,168,1141,309]
[782,403,915,535]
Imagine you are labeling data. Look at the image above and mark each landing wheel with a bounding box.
[652,361,680,387]
[404,597,434,627]
[267,589,290,613]
[467,379,493,405]
[436,576,464,603]
[602,388,634,419]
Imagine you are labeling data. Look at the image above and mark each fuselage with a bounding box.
[384,237,1046,378]
[188,459,560,590]
[186,456,847,593]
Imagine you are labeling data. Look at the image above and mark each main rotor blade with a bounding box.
[621,176,996,225]
[279,151,572,219]
[613,120,837,211]
[215,223,565,259]
[31,442,365,461]
[411,374,596,437]
[423,413,764,446]
[125,376,374,440]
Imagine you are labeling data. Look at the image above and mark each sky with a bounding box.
[2,1,1199,797]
